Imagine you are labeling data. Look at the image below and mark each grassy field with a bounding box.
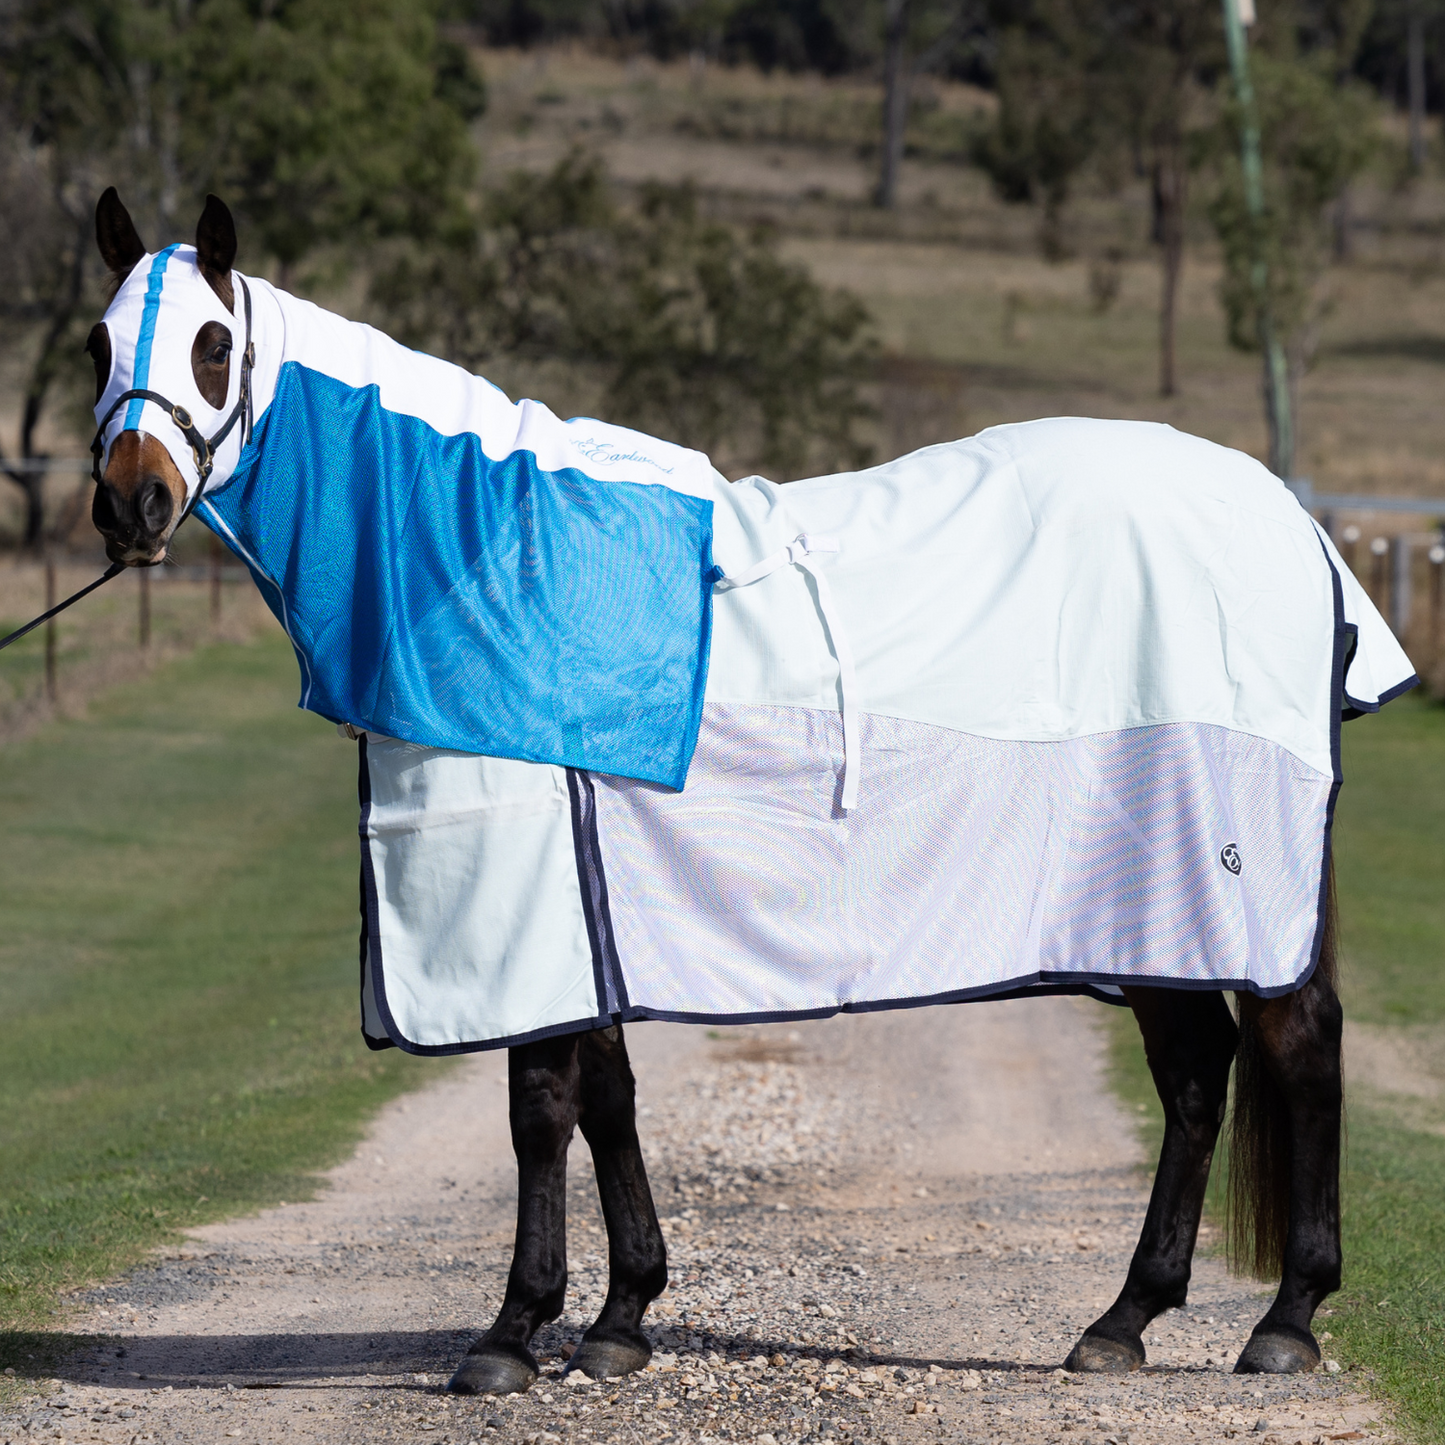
[462,45,1445,511]
[1107,692,1445,1444]
[0,627,437,1362]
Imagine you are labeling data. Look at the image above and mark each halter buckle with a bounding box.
[172,404,193,429]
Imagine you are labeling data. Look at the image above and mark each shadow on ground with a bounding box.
[6,1326,1089,1393]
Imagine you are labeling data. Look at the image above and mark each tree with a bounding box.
[976,0,1219,393]
[1205,52,1376,475]
[1110,0,1220,396]
[1354,0,1444,166]
[0,0,482,547]
[372,152,877,478]
[822,0,981,208]
[972,2,1100,260]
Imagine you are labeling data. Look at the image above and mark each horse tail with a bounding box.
[1227,858,1339,1279]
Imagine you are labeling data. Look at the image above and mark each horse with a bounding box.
[84,187,1416,1397]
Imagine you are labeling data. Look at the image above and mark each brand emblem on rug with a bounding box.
[1220,843,1242,875]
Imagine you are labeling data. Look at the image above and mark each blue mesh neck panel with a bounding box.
[200,362,716,790]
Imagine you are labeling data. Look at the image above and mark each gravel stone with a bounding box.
[0,1000,1399,1445]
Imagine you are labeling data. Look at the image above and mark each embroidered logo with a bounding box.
[1220,843,1242,875]
[573,436,675,474]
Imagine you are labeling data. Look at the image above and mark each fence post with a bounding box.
[44,553,57,704]
[1430,537,1444,661]
[1390,534,1412,639]
[1341,524,1359,577]
[138,566,151,649]
[209,534,223,624]
[1370,536,1389,614]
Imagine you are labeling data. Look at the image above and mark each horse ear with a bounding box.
[95,187,146,278]
[195,194,237,310]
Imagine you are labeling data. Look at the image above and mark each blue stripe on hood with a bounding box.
[122,245,181,431]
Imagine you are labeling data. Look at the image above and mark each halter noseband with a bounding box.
[89,274,256,529]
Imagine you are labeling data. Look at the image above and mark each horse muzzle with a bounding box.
[93,435,188,564]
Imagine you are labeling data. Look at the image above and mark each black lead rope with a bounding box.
[0,562,127,652]
[1,277,257,657]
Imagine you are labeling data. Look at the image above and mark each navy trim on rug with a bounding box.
[356,734,394,1052]
[354,957,1333,1058]
[567,767,630,1018]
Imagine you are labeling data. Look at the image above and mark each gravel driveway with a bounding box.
[1,996,1394,1445]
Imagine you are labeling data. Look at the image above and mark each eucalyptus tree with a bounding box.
[0,0,481,548]
[816,0,983,208]
[372,152,878,478]
[975,0,1220,395]
[1205,47,1375,478]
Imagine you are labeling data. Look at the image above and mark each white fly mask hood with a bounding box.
[92,243,255,510]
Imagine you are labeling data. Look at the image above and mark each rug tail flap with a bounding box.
[1313,521,1418,711]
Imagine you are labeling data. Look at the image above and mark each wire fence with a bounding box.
[0,542,273,747]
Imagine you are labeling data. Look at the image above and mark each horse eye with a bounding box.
[208,344,231,365]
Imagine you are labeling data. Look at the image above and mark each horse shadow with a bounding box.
[4,1325,1077,1392]
[2,1328,468,1393]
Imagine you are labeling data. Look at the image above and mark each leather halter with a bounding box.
[2,277,258,654]
[89,274,256,528]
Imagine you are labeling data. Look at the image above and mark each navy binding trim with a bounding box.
[356,734,394,1051]
[339,955,1345,1060]
[1344,669,1420,717]
[566,767,630,1018]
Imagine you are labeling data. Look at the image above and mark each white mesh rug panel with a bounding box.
[592,705,1332,1020]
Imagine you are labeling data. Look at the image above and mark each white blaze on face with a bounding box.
[94,244,242,504]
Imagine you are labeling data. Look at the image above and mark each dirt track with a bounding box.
[1,997,1395,1445]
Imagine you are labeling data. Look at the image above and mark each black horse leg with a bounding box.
[1065,987,1238,1373]
[566,1024,669,1379]
[1234,962,1344,1373]
[448,1034,581,1396]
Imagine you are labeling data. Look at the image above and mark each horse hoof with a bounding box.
[1063,1332,1144,1374]
[566,1334,652,1380]
[446,1346,538,1396]
[1234,1326,1321,1375]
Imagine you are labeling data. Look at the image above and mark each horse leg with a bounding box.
[1232,957,1344,1373]
[448,1034,581,1396]
[566,1023,668,1379]
[1065,987,1238,1373]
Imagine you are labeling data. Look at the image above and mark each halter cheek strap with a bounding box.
[89,275,256,528]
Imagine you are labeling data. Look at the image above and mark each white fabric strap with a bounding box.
[715,534,860,811]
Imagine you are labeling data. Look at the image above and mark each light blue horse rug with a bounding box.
[94,247,1418,1054]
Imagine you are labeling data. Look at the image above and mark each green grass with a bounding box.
[1104,692,1445,1442]
[1328,1108,1445,1441]
[0,628,437,1358]
[1335,693,1445,1027]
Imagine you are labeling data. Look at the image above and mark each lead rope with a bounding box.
[0,562,128,652]
[714,534,861,811]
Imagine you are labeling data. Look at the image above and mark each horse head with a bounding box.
[89,189,250,566]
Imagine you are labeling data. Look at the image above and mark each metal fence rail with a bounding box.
[1285,478,1445,519]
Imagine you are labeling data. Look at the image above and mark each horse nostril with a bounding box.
[137,477,175,535]
[92,483,121,534]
